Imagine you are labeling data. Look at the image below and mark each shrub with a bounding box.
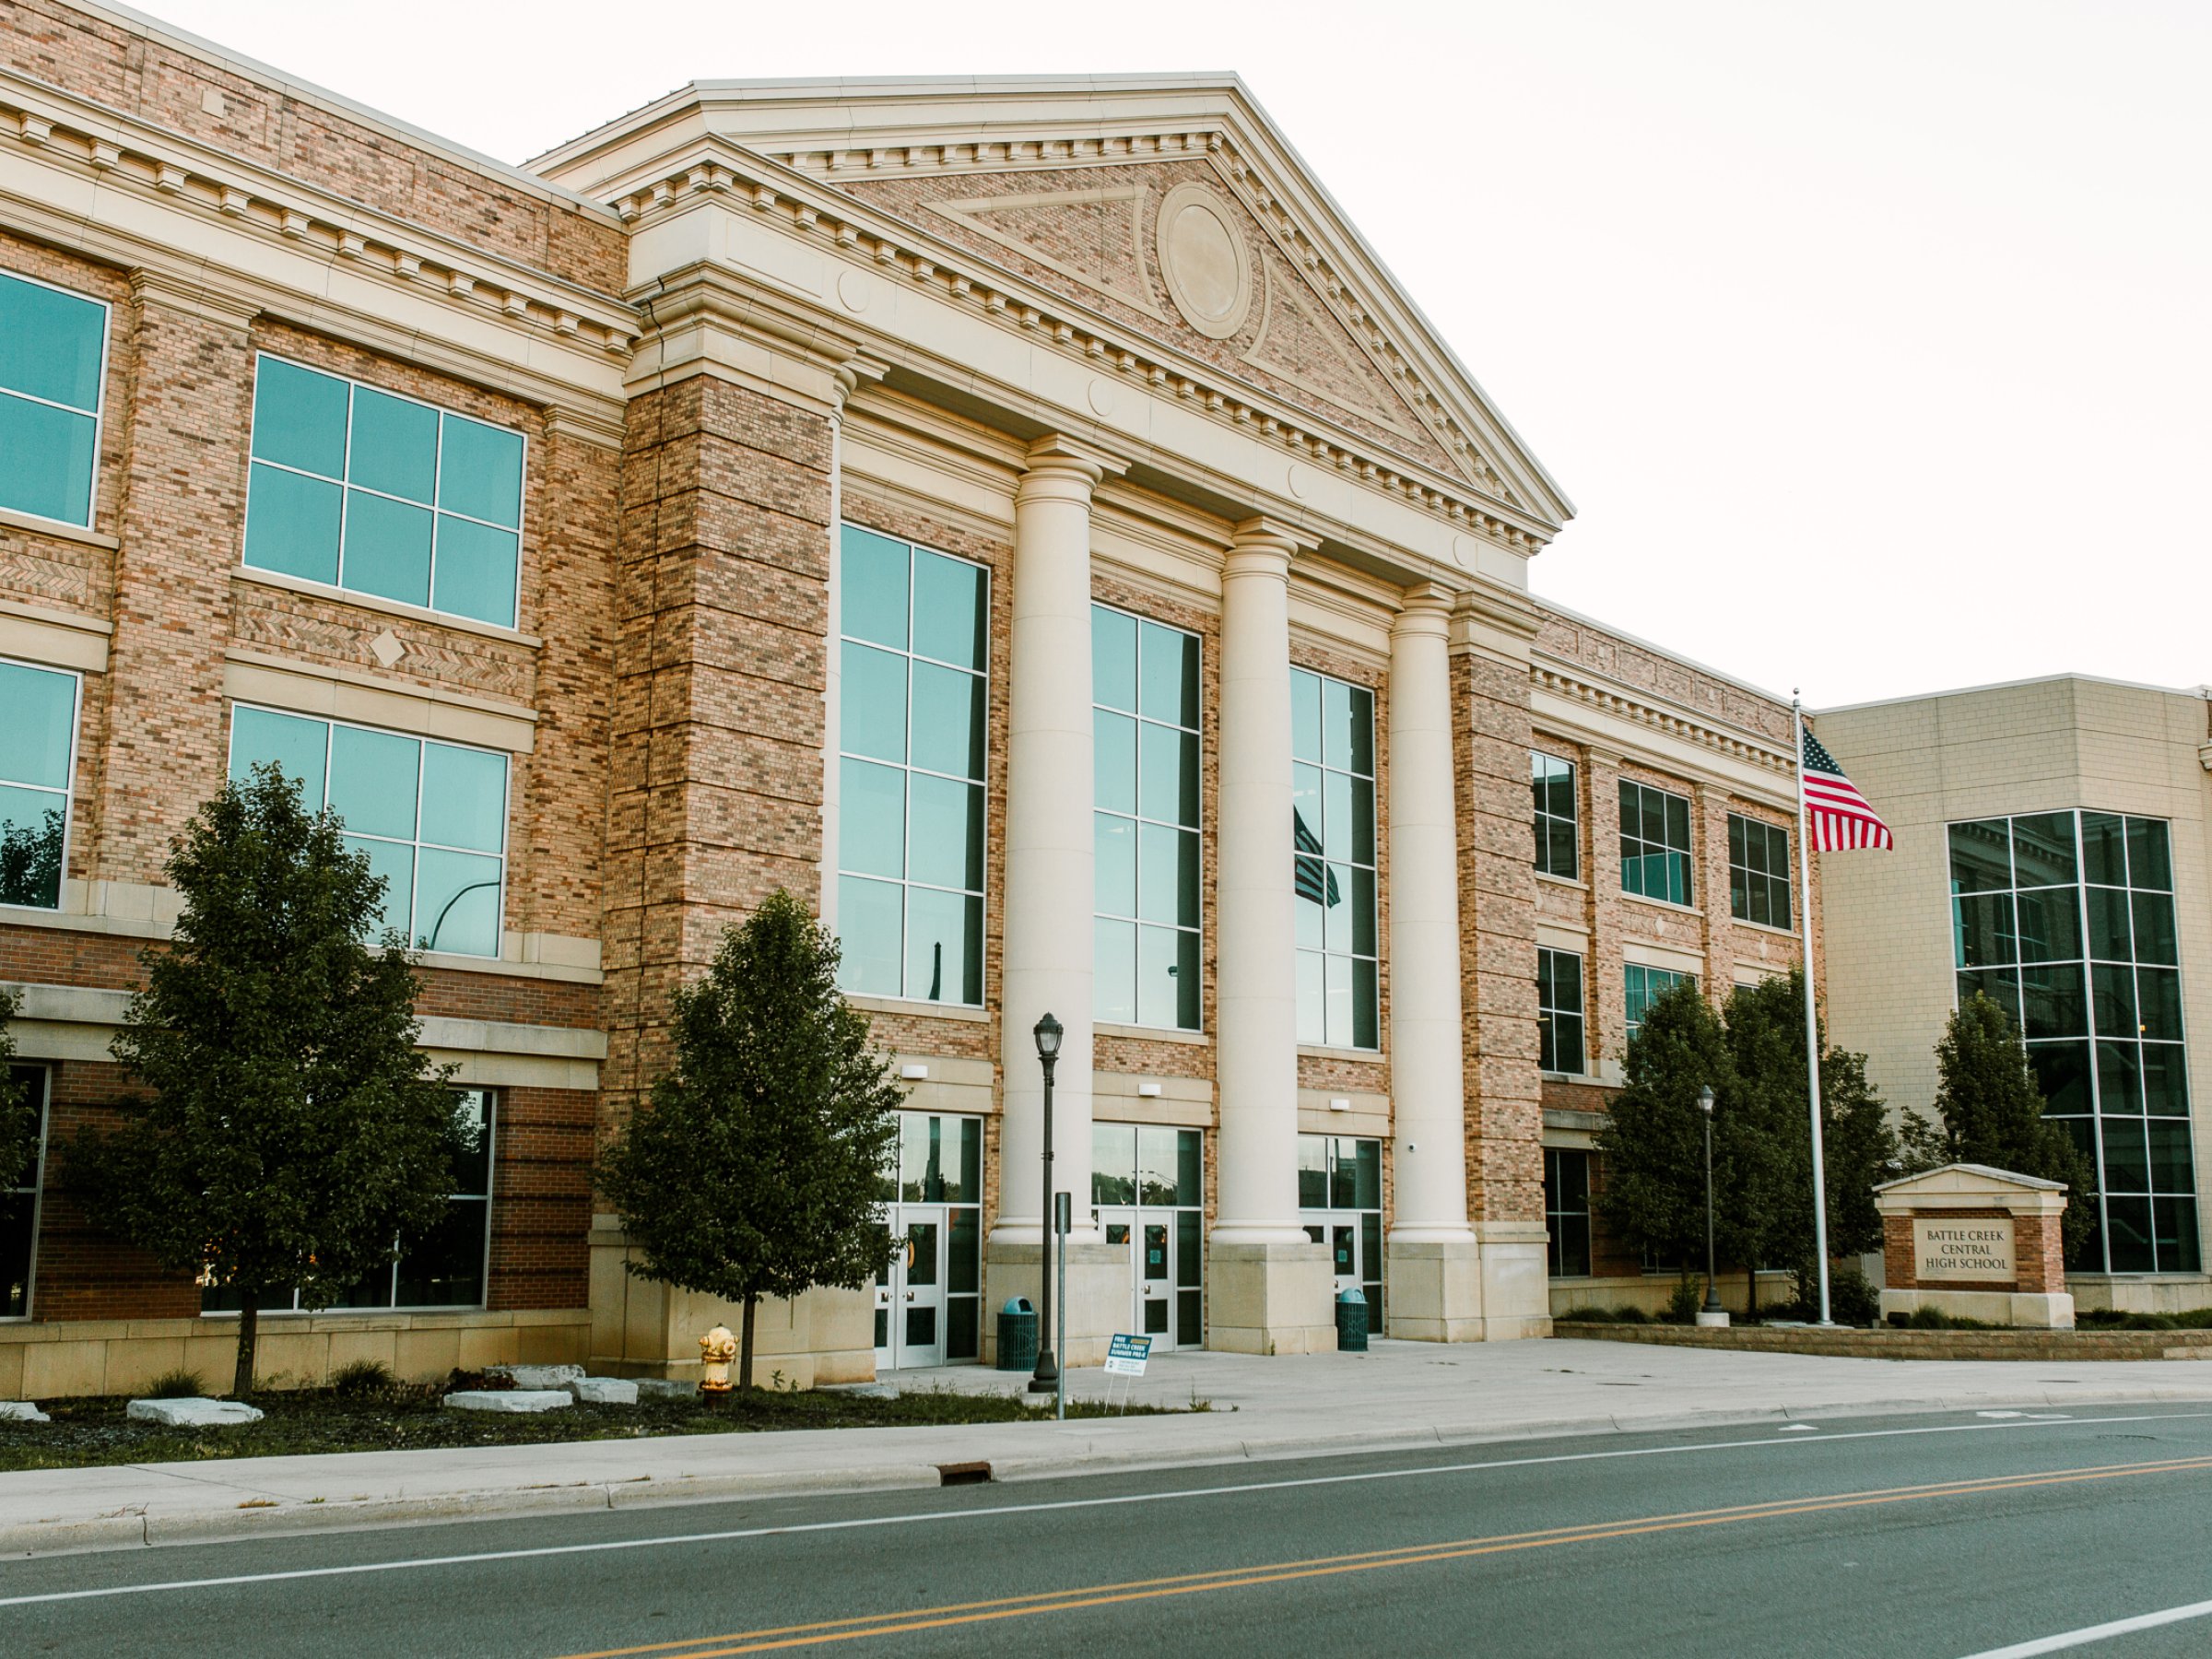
[1613,1305,1653,1324]
[147,1368,206,1399]
[1891,1305,1999,1331]
[1561,1306,1616,1323]
[1827,1265,1881,1327]
[1665,1276,1705,1325]
[330,1359,395,1396]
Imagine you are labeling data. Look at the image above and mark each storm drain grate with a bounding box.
[936,1461,993,1487]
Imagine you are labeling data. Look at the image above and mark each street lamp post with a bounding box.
[1029,1013,1063,1394]
[1699,1085,1724,1319]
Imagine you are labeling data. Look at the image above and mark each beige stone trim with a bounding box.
[0,600,110,673]
[1297,1088,1389,1137]
[1622,938,1706,975]
[889,1053,995,1116]
[0,505,119,550]
[1093,1073,1212,1128]
[224,653,538,755]
[1094,1020,1209,1047]
[1536,920,1591,951]
[844,993,989,1024]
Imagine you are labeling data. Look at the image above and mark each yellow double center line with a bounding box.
[551,1453,2212,1658]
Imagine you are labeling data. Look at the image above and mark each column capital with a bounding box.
[1226,515,1318,582]
[1393,582,1456,636]
[129,268,260,332]
[1451,579,1544,669]
[1018,434,1126,501]
[832,355,890,411]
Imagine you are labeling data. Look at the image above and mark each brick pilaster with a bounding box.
[1453,588,1544,1228]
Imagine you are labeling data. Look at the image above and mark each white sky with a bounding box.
[140,1,2211,710]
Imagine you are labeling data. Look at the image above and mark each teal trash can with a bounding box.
[1335,1287,1369,1352]
[996,1297,1039,1371]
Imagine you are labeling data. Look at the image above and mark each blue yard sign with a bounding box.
[1104,1334,1152,1377]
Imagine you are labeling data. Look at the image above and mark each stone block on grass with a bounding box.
[567,1378,640,1406]
[443,1390,573,1414]
[488,1364,583,1390]
[0,1401,49,1423]
[634,1379,699,1402]
[127,1398,265,1427]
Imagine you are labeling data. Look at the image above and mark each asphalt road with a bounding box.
[7,1405,2212,1656]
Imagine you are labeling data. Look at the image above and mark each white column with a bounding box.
[1383,585,1485,1342]
[1212,522,1307,1242]
[994,437,1112,1242]
[1387,586,1475,1241]
[1207,519,1334,1355]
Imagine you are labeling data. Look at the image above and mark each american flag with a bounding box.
[1801,725,1893,852]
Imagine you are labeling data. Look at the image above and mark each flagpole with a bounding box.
[1794,692,1833,1326]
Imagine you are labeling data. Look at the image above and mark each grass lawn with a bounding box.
[0,1381,1187,1472]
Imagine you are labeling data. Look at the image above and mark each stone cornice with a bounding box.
[0,72,640,363]
[605,142,1554,561]
[1531,656,1795,780]
[551,86,1568,525]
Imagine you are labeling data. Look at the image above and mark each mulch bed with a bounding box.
[0,1382,1178,1472]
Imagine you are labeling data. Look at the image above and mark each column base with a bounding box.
[1382,1235,1486,1342]
[1206,1237,1336,1355]
[1470,1222,1554,1341]
[982,1235,1130,1367]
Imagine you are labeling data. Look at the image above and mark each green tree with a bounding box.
[1724,971,1897,1308]
[1900,992,2097,1262]
[596,889,902,1390]
[67,765,460,1396]
[0,987,32,1192]
[1594,981,1740,1288]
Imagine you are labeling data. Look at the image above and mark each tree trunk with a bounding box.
[739,1293,758,1392]
[233,1293,259,1398]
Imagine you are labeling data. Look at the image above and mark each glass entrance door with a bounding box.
[1092,1124,1204,1350]
[1299,1134,1383,1325]
[873,1112,982,1371]
[875,1211,949,1370]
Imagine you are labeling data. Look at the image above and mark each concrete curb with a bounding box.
[6,1384,2212,1559]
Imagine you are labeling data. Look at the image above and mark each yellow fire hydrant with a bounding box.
[699,1324,737,1394]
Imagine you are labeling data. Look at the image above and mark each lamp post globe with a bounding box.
[1029,1013,1063,1393]
[1698,1085,1723,1317]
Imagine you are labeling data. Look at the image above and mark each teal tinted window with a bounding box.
[835,527,988,1006]
[1096,606,1203,1032]
[242,357,526,627]
[1532,751,1578,879]
[1625,964,1695,1042]
[0,271,106,529]
[1727,813,1792,930]
[1292,665,1377,1049]
[437,416,524,529]
[0,659,77,911]
[1537,947,1584,1076]
[1619,779,1694,906]
[229,706,507,957]
[1945,808,2196,1272]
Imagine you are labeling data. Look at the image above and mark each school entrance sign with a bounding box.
[1875,1164,2071,1328]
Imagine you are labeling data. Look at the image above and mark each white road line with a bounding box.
[1,1408,2208,1610]
[1958,1595,2212,1656]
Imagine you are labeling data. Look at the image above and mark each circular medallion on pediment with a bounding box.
[1156,182,1252,340]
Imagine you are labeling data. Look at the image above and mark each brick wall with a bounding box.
[1455,647,1543,1227]
[1,1,624,292]
[604,376,838,1131]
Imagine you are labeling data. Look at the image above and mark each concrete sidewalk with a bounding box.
[7,1338,2212,1558]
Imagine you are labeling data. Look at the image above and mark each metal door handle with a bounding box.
[905,1291,915,1301]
